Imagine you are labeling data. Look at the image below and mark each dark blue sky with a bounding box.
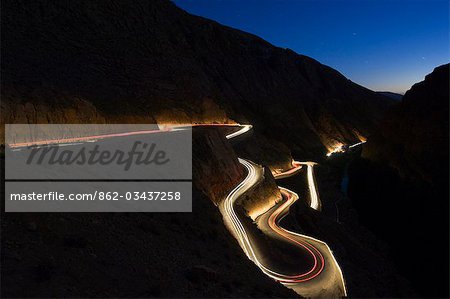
[174,0,449,94]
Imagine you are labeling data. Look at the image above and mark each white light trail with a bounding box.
[326,140,367,157]
[225,124,252,139]
[221,158,325,283]
[348,141,366,148]
[273,161,302,179]
[305,163,320,211]
[274,161,320,211]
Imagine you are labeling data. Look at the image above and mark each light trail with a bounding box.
[326,145,345,157]
[222,134,345,296]
[8,124,252,148]
[273,161,303,179]
[8,128,169,148]
[273,161,320,211]
[348,141,366,148]
[326,140,367,157]
[219,126,346,296]
[225,124,252,139]
[303,162,321,211]
[221,158,324,283]
[240,159,347,296]
[7,123,253,149]
[272,162,347,296]
[266,187,325,282]
[276,190,347,297]
[162,123,252,140]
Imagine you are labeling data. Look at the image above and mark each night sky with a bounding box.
[174,0,449,94]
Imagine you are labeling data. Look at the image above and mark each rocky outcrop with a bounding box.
[2,0,393,159]
[0,88,162,143]
[192,127,245,205]
[192,127,283,220]
[239,166,282,220]
[235,134,293,173]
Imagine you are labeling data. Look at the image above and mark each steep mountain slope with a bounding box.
[1,128,298,298]
[1,0,393,157]
[364,64,449,185]
[348,64,449,297]
[0,185,297,298]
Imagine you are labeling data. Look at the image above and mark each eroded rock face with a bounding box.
[192,127,245,205]
[235,134,293,173]
[2,0,393,157]
[240,166,282,220]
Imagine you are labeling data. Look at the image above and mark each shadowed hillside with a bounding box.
[348,64,449,297]
[1,0,393,158]
[0,128,298,298]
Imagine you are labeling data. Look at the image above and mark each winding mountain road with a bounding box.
[220,124,347,298]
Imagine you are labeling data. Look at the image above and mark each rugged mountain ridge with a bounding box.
[376,91,403,101]
[2,0,393,157]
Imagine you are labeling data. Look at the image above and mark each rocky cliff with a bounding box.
[363,64,449,186]
[2,0,393,158]
[348,64,449,297]
[192,127,245,205]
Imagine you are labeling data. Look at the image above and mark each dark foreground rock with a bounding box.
[1,176,297,298]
